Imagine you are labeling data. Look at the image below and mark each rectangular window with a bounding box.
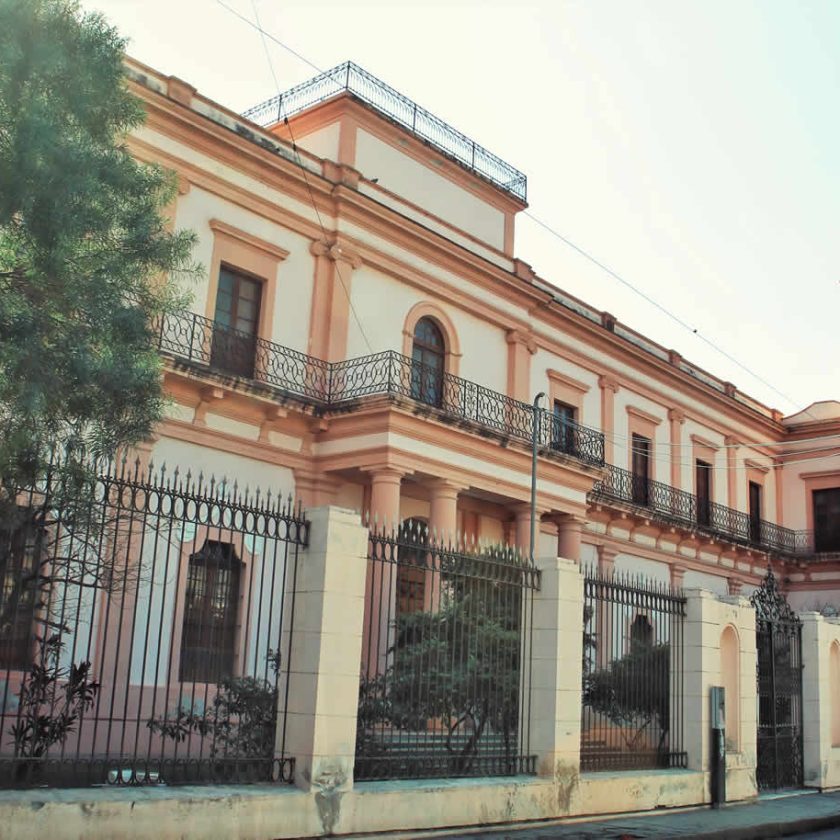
[631,434,651,506]
[696,460,712,527]
[0,512,41,669]
[211,267,262,379]
[552,401,577,455]
[814,488,840,553]
[749,481,762,544]
[179,540,241,684]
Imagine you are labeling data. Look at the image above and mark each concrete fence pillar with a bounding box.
[683,589,757,803]
[279,506,369,793]
[529,554,584,787]
[800,612,840,789]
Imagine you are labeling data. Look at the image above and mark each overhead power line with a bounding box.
[245,0,374,355]
[213,0,818,420]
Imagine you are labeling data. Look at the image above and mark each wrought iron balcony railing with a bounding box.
[157,310,605,467]
[243,62,528,203]
[590,464,814,557]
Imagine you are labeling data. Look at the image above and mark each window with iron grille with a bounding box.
[0,511,41,669]
[211,267,263,379]
[552,401,577,455]
[410,317,445,406]
[179,540,241,684]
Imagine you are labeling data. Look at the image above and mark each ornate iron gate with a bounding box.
[751,568,803,791]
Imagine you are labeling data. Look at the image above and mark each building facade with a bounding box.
[128,58,839,602]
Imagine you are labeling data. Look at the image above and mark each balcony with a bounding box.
[590,464,813,557]
[243,62,528,203]
[157,310,605,468]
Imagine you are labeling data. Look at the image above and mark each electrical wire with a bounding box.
[216,0,822,423]
[246,0,374,354]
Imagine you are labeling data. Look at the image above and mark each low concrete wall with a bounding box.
[0,770,709,840]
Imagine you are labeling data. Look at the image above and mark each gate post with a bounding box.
[799,612,840,789]
[278,506,369,793]
[529,555,584,792]
[684,589,758,803]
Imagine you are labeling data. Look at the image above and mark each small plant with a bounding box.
[148,652,281,761]
[11,632,100,773]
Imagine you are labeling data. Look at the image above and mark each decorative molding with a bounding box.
[506,329,537,355]
[668,408,686,424]
[626,405,663,427]
[690,433,720,451]
[598,374,620,393]
[744,458,771,474]
[546,368,590,394]
[209,218,290,261]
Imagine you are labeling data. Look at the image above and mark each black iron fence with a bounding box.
[581,565,686,772]
[355,522,540,781]
[0,457,308,788]
[243,62,528,202]
[590,464,810,556]
[157,309,606,468]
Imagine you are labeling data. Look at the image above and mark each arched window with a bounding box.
[630,614,653,648]
[180,540,241,684]
[411,317,445,406]
[397,518,428,615]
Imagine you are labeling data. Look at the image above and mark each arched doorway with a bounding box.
[751,567,803,791]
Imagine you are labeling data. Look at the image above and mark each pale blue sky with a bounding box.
[89,0,840,414]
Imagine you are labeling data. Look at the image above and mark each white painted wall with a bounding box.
[174,186,315,356]
[296,123,340,161]
[354,129,505,250]
[613,389,669,482]
[682,569,729,597]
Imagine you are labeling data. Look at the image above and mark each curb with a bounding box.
[637,812,840,839]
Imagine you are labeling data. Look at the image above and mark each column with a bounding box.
[506,329,536,403]
[800,612,832,789]
[683,589,758,802]
[280,506,369,792]
[529,555,584,798]
[668,408,685,490]
[557,513,584,564]
[427,479,463,610]
[428,479,462,544]
[362,467,406,676]
[725,436,738,510]
[595,545,617,667]
[598,375,620,466]
[307,239,362,362]
[512,503,536,555]
[596,543,617,576]
[366,467,404,530]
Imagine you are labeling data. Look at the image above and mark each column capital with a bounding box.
[427,477,468,496]
[309,238,362,269]
[598,373,620,393]
[668,407,686,424]
[670,564,687,588]
[724,435,740,447]
[505,328,537,354]
[360,464,411,482]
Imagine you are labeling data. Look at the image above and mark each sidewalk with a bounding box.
[425,791,840,839]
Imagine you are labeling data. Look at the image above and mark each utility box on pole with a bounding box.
[710,685,726,808]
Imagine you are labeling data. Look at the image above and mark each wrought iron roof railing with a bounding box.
[243,61,528,203]
[157,309,603,467]
[589,464,813,557]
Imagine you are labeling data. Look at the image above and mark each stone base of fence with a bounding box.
[0,768,709,840]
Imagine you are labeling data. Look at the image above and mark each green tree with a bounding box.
[0,0,196,773]
[0,0,196,502]
[357,553,526,777]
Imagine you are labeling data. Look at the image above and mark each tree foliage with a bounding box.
[585,638,671,753]
[0,0,196,503]
[358,567,524,775]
